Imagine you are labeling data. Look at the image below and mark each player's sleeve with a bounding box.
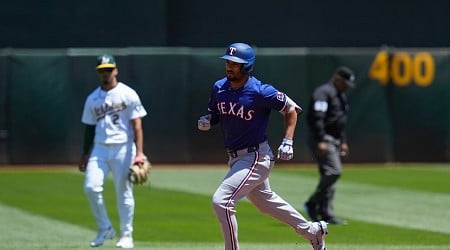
[309,88,329,142]
[129,91,147,120]
[207,87,220,125]
[81,97,97,125]
[260,84,289,112]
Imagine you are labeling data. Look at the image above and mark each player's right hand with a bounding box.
[317,142,328,155]
[198,115,211,131]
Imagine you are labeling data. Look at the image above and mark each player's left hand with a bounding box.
[277,138,294,160]
[340,143,349,157]
[198,115,211,131]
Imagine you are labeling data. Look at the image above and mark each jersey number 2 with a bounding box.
[112,114,119,124]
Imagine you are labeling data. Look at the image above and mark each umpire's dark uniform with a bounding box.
[304,66,355,225]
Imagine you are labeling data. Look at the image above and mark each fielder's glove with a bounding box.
[277,138,294,160]
[128,156,152,185]
[198,115,211,131]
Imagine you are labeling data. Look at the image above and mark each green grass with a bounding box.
[0,164,449,249]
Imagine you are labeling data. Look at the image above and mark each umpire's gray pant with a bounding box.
[307,136,342,219]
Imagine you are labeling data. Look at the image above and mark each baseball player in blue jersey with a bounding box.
[198,43,328,250]
[78,55,147,249]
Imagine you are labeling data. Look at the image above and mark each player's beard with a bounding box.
[226,75,237,81]
[226,74,248,84]
[226,70,245,82]
[100,75,114,86]
[100,77,116,90]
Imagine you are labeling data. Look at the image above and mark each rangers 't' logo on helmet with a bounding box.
[229,47,237,55]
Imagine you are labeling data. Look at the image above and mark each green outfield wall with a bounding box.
[0,47,449,164]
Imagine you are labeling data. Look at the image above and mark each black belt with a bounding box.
[226,145,259,158]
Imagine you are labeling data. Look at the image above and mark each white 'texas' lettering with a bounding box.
[219,102,227,114]
[228,103,237,115]
[217,102,254,120]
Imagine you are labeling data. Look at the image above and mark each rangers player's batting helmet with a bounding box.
[221,43,255,73]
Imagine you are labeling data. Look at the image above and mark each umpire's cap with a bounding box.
[96,54,116,69]
[335,66,355,87]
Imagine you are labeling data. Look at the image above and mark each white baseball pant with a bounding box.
[84,142,136,236]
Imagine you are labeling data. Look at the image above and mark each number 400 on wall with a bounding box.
[368,51,435,87]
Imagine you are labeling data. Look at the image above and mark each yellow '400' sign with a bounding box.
[369,51,435,87]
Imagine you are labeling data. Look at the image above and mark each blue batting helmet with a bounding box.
[220,43,255,73]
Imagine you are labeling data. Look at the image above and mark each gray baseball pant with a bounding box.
[308,138,342,219]
[212,141,310,250]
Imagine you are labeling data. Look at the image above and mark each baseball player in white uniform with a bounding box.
[78,55,147,249]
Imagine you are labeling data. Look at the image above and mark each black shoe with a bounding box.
[324,216,347,225]
[303,202,318,221]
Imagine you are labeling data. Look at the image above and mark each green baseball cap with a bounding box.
[96,54,116,69]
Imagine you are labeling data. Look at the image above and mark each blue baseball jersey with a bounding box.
[207,76,288,151]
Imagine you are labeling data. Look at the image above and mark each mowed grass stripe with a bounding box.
[0,203,447,250]
[0,202,448,250]
[333,182,450,234]
[0,203,95,249]
[148,167,450,234]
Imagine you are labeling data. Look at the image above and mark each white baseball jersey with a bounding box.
[81,82,147,144]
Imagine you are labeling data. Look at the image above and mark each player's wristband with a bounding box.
[282,138,293,146]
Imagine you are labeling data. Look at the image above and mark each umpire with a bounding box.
[304,66,355,225]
